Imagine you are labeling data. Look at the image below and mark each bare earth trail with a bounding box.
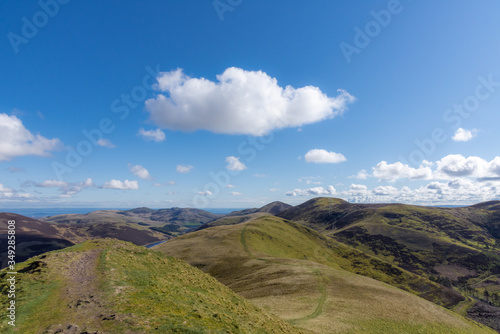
[44,249,114,334]
[240,222,328,323]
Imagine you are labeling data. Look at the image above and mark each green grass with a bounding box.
[0,239,307,334]
[157,216,496,334]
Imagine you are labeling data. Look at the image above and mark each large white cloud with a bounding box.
[145,67,355,136]
[0,113,61,161]
[304,149,346,164]
[102,179,139,190]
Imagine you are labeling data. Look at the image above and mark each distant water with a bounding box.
[3,207,246,219]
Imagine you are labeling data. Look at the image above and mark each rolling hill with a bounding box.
[155,215,495,333]
[277,197,500,330]
[43,207,222,236]
[197,201,292,230]
[0,239,307,333]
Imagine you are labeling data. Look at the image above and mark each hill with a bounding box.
[43,207,222,236]
[277,197,500,330]
[155,215,494,334]
[0,213,166,269]
[197,201,292,230]
[0,239,308,334]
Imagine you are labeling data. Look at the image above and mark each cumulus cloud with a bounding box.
[352,169,368,180]
[137,128,166,142]
[0,113,61,161]
[230,192,243,196]
[145,67,355,136]
[226,156,247,171]
[23,178,95,197]
[97,138,115,148]
[129,164,151,180]
[197,190,213,196]
[176,164,193,174]
[286,185,336,197]
[102,179,139,190]
[304,149,346,164]
[372,161,433,181]
[452,128,477,142]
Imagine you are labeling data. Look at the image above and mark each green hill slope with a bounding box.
[0,239,305,334]
[155,216,495,334]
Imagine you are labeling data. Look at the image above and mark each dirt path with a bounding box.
[44,249,113,334]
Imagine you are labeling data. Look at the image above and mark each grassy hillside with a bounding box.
[278,197,500,330]
[156,216,494,334]
[0,239,308,334]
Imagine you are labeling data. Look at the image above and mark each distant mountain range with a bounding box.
[1,198,500,333]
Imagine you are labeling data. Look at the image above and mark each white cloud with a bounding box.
[269,188,281,192]
[197,190,213,196]
[129,164,151,180]
[352,169,369,180]
[253,173,266,178]
[286,185,336,197]
[0,184,13,192]
[226,156,247,171]
[435,154,491,179]
[226,184,235,188]
[304,149,346,164]
[452,128,477,142]
[176,164,193,174]
[0,113,61,161]
[37,180,69,187]
[230,192,243,196]
[145,67,355,136]
[154,181,176,186]
[372,161,432,181]
[137,128,166,142]
[97,138,115,148]
[102,179,139,190]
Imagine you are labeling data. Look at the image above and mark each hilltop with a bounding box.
[197,201,292,230]
[0,239,308,334]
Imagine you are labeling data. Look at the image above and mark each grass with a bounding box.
[156,216,496,333]
[0,239,308,334]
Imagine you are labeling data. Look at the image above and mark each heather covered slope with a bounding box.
[0,239,308,334]
[156,215,494,334]
[43,207,222,236]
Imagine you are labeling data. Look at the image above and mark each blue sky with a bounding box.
[1,0,500,209]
